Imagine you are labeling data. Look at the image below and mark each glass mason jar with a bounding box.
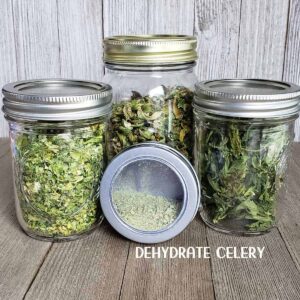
[2,79,112,241]
[194,79,300,235]
[102,35,198,161]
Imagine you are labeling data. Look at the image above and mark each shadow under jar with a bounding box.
[2,79,112,241]
[194,79,300,235]
[102,35,198,162]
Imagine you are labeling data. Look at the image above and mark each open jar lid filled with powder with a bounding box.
[100,142,200,243]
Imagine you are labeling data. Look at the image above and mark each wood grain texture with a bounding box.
[0,0,18,138]
[103,0,148,36]
[57,0,104,80]
[25,223,130,300]
[120,218,215,300]
[12,0,61,79]
[194,0,241,80]
[147,0,194,34]
[1,0,300,139]
[283,0,300,141]
[237,0,289,79]
[207,227,300,300]
[0,135,10,158]
[0,144,51,300]
[103,0,194,36]
[278,144,300,270]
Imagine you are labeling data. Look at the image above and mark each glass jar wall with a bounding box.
[194,111,295,234]
[9,118,106,240]
[193,79,300,235]
[103,35,198,161]
[2,79,112,241]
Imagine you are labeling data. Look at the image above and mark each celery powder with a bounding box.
[113,190,181,231]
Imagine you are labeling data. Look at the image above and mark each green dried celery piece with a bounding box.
[14,122,105,237]
[198,118,289,232]
[108,86,194,160]
[163,86,194,159]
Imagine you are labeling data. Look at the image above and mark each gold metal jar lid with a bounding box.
[103,35,197,65]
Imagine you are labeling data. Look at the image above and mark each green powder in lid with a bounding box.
[112,189,181,231]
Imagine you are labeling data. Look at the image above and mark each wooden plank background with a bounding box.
[0,0,300,139]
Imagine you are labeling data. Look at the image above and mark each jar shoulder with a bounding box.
[102,71,198,101]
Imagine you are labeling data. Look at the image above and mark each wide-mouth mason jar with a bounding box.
[102,35,198,162]
[2,79,112,241]
[194,79,300,235]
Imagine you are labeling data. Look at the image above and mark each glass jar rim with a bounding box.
[104,62,196,72]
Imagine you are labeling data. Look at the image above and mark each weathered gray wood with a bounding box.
[57,0,104,80]
[12,0,61,79]
[25,222,130,300]
[1,0,300,139]
[103,0,148,36]
[237,0,289,79]
[0,138,10,158]
[120,218,215,300]
[283,0,300,141]
[194,0,241,80]
[147,0,194,34]
[278,144,300,270]
[0,147,51,300]
[207,227,300,300]
[103,0,194,36]
[0,0,18,138]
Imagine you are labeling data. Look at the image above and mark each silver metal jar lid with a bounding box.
[2,79,112,121]
[100,142,200,244]
[194,79,300,118]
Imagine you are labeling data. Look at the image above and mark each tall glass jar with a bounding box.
[102,35,198,161]
[2,79,112,241]
[194,79,300,235]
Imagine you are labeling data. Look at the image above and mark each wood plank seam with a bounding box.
[271,227,300,275]
[207,225,300,299]
[101,0,106,77]
[277,226,300,271]
[205,227,217,300]
[101,0,105,76]
[0,149,10,161]
[281,0,292,80]
[10,0,19,80]
[192,0,196,36]
[23,243,54,300]
[235,0,243,77]
[193,0,196,35]
[282,2,300,144]
[55,0,62,77]
[277,224,298,267]
[282,0,300,142]
[118,243,132,300]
